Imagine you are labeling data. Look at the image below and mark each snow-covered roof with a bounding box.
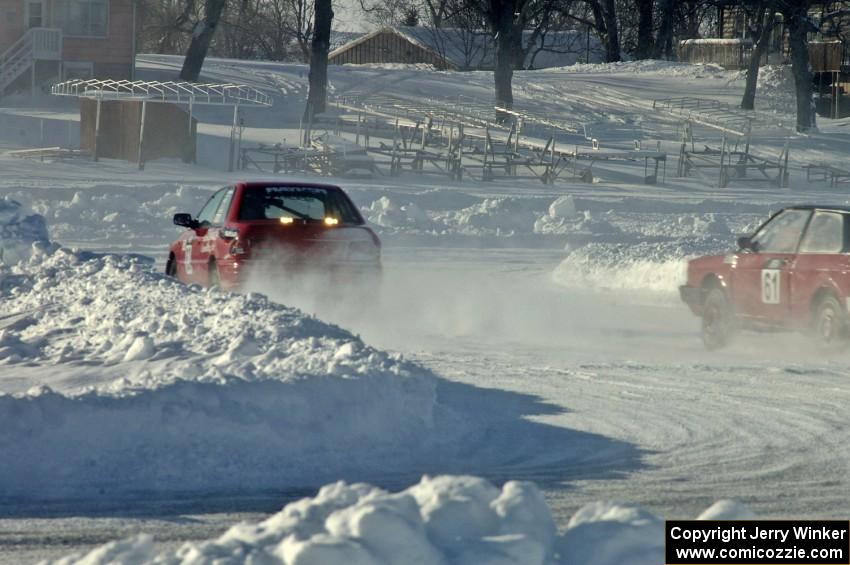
[330,26,602,70]
[330,30,364,51]
[679,38,751,46]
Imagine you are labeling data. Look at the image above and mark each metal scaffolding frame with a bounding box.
[51,79,272,107]
[51,79,273,170]
[652,96,789,137]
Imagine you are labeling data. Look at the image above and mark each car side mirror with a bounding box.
[173,213,198,229]
[737,236,755,252]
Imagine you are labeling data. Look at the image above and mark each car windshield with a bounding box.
[239,186,361,224]
[751,209,811,253]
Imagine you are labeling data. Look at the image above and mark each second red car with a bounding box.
[681,205,850,350]
[166,181,381,290]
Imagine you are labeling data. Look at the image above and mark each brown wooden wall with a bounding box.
[329,30,453,69]
[0,0,133,78]
[810,41,843,72]
[62,0,134,73]
[0,0,27,52]
[80,99,197,163]
[678,42,752,70]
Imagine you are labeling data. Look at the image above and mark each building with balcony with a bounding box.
[0,0,135,96]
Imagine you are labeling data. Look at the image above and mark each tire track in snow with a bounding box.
[414,343,850,521]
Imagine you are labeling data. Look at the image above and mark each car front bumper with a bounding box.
[220,257,381,288]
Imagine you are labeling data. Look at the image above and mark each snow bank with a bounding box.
[697,499,756,520]
[552,60,727,78]
[0,247,445,496]
[0,197,51,265]
[534,196,621,237]
[363,195,549,238]
[363,196,434,230]
[6,183,211,250]
[680,38,750,46]
[0,249,406,383]
[558,501,663,565]
[49,476,754,565]
[443,197,545,236]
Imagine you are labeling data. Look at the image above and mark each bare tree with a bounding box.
[585,0,620,62]
[138,0,198,54]
[490,0,517,116]
[633,0,653,59]
[219,0,265,59]
[359,0,424,26]
[527,24,597,68]
[424,0,451,27]
[421,8,491,70]
[281,0,315,60]
[652,0,674,58]
[180,0,228,81]
[508,0,567,69]
[780,0,817,131]
[304,0,333,121]
[403,6,420,25]
[741,0,776,110]
[544,1,619,62]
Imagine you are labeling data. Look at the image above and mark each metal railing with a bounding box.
[30,28,62,60]
[0,27,62,95]
[652,96,791,137]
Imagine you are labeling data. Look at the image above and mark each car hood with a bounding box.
[688,253,729,270]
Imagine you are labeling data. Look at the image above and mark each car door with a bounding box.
[187,189,228,283]
[199,187,236,281]
[790,211,849,322]
[731,208,812,324]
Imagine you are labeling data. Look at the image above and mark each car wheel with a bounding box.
[702,288,733,351]
[165,254,177,278]
[208,260,220,289]
[814,295,846,350]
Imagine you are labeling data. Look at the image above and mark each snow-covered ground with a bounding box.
[2,57,850,563]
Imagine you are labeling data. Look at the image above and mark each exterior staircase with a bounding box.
[0,28,62,96]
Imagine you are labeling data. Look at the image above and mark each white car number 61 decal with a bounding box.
[182,239,193,275]
[761,268,781,304]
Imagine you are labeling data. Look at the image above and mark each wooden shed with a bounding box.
[80,99,197,164]
[329,28,455,69]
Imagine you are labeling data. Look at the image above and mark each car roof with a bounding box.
[784,205,850,214]
[239,181,343,191]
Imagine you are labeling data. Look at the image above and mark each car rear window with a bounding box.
[239,186,361,224]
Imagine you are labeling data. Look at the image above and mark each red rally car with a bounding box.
[681,206,850,350]
[166,181,381,290]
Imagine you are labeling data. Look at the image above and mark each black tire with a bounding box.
[165,254,177,278]
[208,260,220,289]
[702,288,733,351]
[813,295,847,350]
